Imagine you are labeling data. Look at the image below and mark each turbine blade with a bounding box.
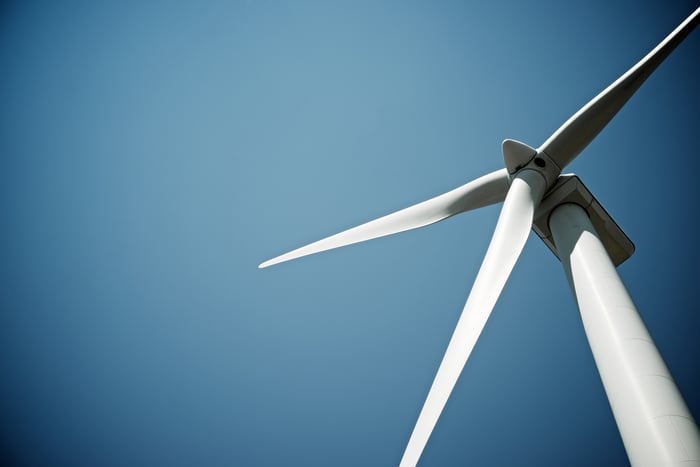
[539,7,700,171]
[399,169,547,467]
[259,169,509,268]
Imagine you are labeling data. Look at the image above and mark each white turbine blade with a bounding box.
[539,7,700,171]
[259,169,509,268]
[399,169,547,467]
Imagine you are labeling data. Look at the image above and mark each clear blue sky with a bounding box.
[1,1,698,466]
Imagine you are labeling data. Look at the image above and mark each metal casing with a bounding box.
[532,175,635,266]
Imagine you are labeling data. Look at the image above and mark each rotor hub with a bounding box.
[502,139,561,189]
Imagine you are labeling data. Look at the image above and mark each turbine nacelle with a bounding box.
[532,174,635,267]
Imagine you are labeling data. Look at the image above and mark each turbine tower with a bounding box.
[260,8,700,467]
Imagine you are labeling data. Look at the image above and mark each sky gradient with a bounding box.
[1,1,699,466]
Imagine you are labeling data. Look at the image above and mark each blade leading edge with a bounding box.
[259,169,509,268]
[539,7,700,171]
[399,169,547,467]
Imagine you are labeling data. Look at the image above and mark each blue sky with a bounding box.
[1,1,698,466]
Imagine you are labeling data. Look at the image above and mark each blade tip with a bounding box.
[259,255,288,269]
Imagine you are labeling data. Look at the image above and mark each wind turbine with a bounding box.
[260,8,700,467]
